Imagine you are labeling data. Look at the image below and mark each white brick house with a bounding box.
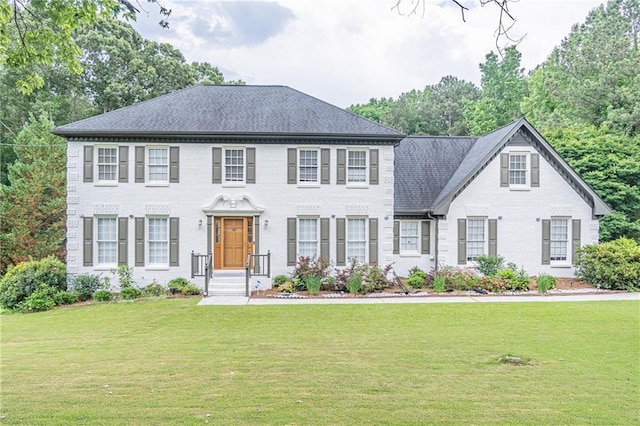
[54,85,610,293]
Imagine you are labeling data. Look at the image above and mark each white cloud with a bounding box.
[131,0,605,107]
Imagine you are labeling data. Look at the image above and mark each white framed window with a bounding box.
[97,147,117,182]
[298,218,318,258]
[347,149,367,184]
[467,218,486,261]
[148,217,168,265]
[347,218,366,262]
[147,147,168,183]
[299,149,319,183]
[97,217,117,265]
[225,148,245,183]
[550,218,568,262]
[400,221,419,254]
[509,153,528,186]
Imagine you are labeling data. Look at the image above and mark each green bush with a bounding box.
[432,275,446,293]
[54,291,78,305]
[304,274,322,295]
[406,267,427,289]
[273,274,289,287]
[119,286,141,300]
[93,290,113,302]
[475,255,505,276]
[362,264,392,293]
[17,285,58,313]
[490,266,530,292]
[346,273,363,295]
[68,273,100,301]
[113,265,135,288]
[576,238,640,291]
[141,281,166,297]
[181,284,201,295]
[536,274,557,293]
[278,281,295,293]
[168,277,190,293]
[0,257,67,310]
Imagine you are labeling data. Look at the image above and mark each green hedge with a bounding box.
[576,238,640,291]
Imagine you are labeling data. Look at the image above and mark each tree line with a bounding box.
[349,0,640,244]
[1,0,638,274]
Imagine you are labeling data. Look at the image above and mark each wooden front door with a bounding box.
[214,216,254,270]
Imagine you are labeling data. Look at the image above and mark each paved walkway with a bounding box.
[198,292,640,306]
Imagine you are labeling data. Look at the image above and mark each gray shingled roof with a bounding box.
[394,136,476,213]
[53,85,404,139]
[395,118,611,217]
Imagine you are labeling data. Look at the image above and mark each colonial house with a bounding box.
[53,85,610,295]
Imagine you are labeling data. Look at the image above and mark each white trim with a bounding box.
[347,148,368,187]
[297,147,320,185]
[96,145,118,184]
[146,145,169,185]
[223,147,246,185]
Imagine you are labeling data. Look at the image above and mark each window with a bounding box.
[509,153,528,185]
[97,147,117,182]
[299,149,318,183]
[400,221,419,253]
[148,147,168,182]
[347,218,366,262]
[225,149,244,182]
[347,150,367,183]
[467,218,486,261]
[550,218,568,262]
[97,217,117,265]
[148,218,168,265]
[298,218,318,258]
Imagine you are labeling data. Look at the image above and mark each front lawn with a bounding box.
[1,299,638,424]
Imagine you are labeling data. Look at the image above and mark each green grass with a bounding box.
[1,299,639,425]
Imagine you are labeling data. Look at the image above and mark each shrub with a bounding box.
[446,268,483,291]
[141,281,166,297]
[291,256,331,285]
[17,285,58,313]
[345,273,363,295]
[406,267,427,289]
[432,275,446,293]
[113,265,135,288]
[475,255,505,276]
[492,266,530,292]
[576,238,640,291]
[0,257,67,310]
[273,274,289,287]
[304,274,322,295]
[181,284,201,295]
[536,274,557,293]
[119,286,141,300]
[278,281,295,293]
[54,291,78,305]
[321,275,337,291]
[94,290,113,302]
[168,277,190,293]
[68,274,100,301]
[362,264,392,293]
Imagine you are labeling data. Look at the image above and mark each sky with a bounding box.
[130,0,606,108]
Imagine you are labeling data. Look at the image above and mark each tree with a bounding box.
[0,0,170,94]
[522,0,640,135]
[0,114,66,273]
[463,46,527,135]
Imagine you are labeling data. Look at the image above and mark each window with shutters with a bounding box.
[550,218,568,262]
[509,152,529,186]
[148,217,168,266]
[97,217,117,265]
[225,148,245,183]
[347,149,367,184]
[299,149,319,184]
[400,221,419,254]
[298,218,318,258]
[147,147,169,183]
[467,218,486,261]
[347,218,366,262]
[97,147,117,183]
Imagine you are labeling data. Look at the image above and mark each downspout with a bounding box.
[426,212,439,273]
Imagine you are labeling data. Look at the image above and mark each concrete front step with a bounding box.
[207,279,246,296]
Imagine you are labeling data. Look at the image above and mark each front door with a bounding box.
[223,218,245,268]
[213,216,254,270]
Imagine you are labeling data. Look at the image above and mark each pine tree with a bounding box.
[0,115,66,274]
